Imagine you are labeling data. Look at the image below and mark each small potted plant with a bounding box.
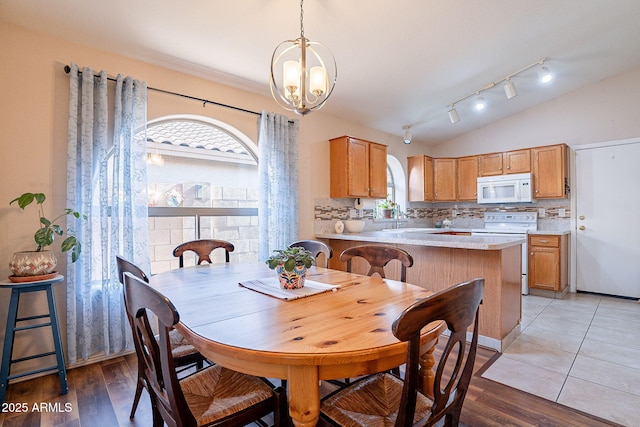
[266,246,315,289]
[378,196,397,219]
[9,192,86,278]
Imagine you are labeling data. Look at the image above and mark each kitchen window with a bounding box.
[384,154,407,215]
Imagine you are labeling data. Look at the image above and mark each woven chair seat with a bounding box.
[181,365,275,425]
[321,373,433,426]
[168,329,200,359]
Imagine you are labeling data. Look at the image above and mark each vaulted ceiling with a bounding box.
[3,0,640,145]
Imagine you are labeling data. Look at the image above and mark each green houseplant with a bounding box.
[9,192,85,277]
[377,195,397,219]
[266,247,315,289]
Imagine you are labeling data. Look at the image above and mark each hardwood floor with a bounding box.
[0,344,622,427]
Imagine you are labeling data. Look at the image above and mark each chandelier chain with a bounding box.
[300,0,304,38]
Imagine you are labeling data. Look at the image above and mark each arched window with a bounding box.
[384,154,407,216]
[141,115,259,272]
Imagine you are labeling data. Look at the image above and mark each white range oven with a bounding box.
[470,212,537,295]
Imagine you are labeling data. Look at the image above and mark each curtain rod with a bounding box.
[63,65,261,117]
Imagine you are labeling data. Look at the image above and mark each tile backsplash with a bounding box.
[314,198,571,234]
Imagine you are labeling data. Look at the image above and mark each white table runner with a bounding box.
[239,277,340,300]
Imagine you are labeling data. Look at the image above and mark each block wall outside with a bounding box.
[149,184,258,274]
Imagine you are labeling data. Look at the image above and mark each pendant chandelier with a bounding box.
[270,0,337,116]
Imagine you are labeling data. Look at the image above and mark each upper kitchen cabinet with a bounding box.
[407,155,434,201]
[433,158,457,201]
[478,149,531,176]
[532,144,568,199]
[456,156,479,201]
[330,136,387,199]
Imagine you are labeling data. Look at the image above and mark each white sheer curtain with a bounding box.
[66,63,149,364]
[258,111,300,260]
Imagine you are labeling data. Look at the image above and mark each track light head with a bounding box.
[504,80,518,99]
[474,95,486,111]
[538,65,553,84]
[448,107,460,124]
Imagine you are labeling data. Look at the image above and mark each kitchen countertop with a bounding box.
[316,229,525,250]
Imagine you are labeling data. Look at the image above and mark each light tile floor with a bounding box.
[482,292,640,426]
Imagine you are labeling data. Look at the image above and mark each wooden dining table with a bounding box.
[150,262,445,427]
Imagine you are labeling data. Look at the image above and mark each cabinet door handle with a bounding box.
[506,166,510,169]
[539,239,549,243]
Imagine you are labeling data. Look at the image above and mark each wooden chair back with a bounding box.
[172,239,235,268]
[392,278,484,426]
[116,255,149,284]
[288,240,333,268]
[340,244,413,282]
[123,272,196,427]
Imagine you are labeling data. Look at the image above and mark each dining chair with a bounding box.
[340,244,414,282]
[321,278,485,427]
[123,272,288,427]
[116,255,207,420]
[172,239,235,268]
[288,239,333,268]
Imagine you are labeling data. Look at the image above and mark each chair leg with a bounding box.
[129,374,144,419]
[275,387,290,427]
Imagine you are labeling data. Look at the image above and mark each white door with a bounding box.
[575,140,640,298]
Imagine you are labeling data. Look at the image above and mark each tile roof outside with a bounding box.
[146,120,250,156]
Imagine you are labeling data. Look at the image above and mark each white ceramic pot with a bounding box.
[9,250,57,276]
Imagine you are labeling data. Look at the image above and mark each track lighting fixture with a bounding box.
[538,64,553,84]
[445,57,552,124]
[474,95,486,111]
[504,79,517,99]
[448,106,460,124]
[402,125,412,144]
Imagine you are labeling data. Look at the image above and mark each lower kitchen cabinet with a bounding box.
[528,234,568,294]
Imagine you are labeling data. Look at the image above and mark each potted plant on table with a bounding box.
[266,247,315,290]
[9,192,85,280]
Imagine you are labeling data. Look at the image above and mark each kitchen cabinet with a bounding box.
[478,149,531,176]
[407,155,433,201]
[330,136,387,198]
[532,144,567,199]
[406,143,566,203]
[433,158,456,201]
[504,149,531,174]
[528,234,568,293]
[456,156,479,201]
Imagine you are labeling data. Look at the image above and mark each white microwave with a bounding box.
[477,173,533,204]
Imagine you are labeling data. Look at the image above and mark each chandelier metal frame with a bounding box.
[270,0,337,116]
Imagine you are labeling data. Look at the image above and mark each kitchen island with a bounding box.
[315,229,524,351]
